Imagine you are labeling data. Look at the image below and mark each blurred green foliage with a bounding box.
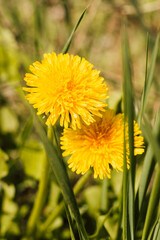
[0,0,160,239]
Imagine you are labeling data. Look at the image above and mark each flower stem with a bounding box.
[100,178,108,211]
[26,126,53,236]
[39,170,92,234]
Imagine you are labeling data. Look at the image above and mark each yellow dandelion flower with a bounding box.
[60,109,144,179]
[23,52,108,129]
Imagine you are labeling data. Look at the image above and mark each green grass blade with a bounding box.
[136,109,160,215]
[142,117,160,166]
[152,225,160,240]
[138,33,149,126]
[122,23,129,240]
[64,203,77,240]
[148,204,160,240]
[33,113,88,239]
[122,134,128,240]
[62,7,87,54]
[152,216,160,240]
[138,33,160,125]
[142,166,160,240]
[122,22,135,240]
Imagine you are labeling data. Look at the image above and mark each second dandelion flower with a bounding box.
[61,109,144,179]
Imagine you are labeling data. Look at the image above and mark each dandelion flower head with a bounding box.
[61,109,144,179]
[23,52,108,129]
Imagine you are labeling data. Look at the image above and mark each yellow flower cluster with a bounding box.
[24,52,144,179]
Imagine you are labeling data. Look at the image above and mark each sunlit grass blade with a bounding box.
[142,117,160,166]
[135,109,160,217]
[62,7,87,54]
[142,166,160,240]
[122,22,135,240]
[138,32,160,125]
[152,223,160,240]
[148,204,160,240]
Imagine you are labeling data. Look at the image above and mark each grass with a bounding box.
[0,1,160,239]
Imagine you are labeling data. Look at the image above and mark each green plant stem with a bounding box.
[39,170,92,234]
[115,191,123,240]
[73,169,92,195]
[100,178,108,211]
[26,126,52,236]
[0,182,4,238]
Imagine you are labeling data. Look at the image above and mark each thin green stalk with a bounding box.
[122,20,136,239]
[124,34,135,240]
[100,178,108,211]
[26,126,52,236]
[138,32,160,125]
[0,182,4,238]
[39,201,64,234]
[73,169,92,195]
[142,118,160,166]
[142,166,160,240]
[122,22,131,240]
[62,8,87,54]
[137,33,149,126]
[64,202,77,240]
[39,170,92,234]
[135,109,160,222]
[122,123,128,240]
